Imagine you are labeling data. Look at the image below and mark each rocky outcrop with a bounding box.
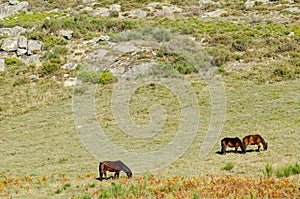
[0,0,29,19]
[1,37,44,55]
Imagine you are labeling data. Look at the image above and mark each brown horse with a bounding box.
[243,134,268,152]
[97,160,132,181]
[221,137,246,154]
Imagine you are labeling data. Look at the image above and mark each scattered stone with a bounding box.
[202,9,227,18]
[93,7,110,17]
[129,9,148,18]
[61,62,78,70]
[109,4,121,11]
[29,74,37,80]
[63,74,69,78]
[199,0,221,7]
[58,30,74,40]
[64,77,82,87]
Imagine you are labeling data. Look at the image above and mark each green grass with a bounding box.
[276,163,300,178]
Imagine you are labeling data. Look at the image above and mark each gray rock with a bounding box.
[0,58,4,71]
[64,77,82,87]
[1,38,18,51]
[0,26,26,37]
[58,30,74,40]
[27,40,44,55]
[18,36,27,49]
[61,62,78,70]
[120,62,154,79]
[29,74,37,80]
[202,9,227,18]
[0,1,29,19]
[93,7,110,17]
[109,4,121,11]
[113,42,138,53]
[129,9,148,18]
[16,48,27,56]
[199,0,221,7]
[0,51,9,59]
[22,54,40,64]
[8,0,20,5]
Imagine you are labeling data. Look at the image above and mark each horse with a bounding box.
[221,137,246,154]
[97,160,132,181]
[242,134,268,152]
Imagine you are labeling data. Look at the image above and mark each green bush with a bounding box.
[77,70,117,84]
[38,62,60,76]
[222,162,234,171]
[5,57,22,66]
[53,46,68,55]
[27,32,68,50]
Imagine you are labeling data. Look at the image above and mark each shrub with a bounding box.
[222,162,234,171]
[99,71,117,84]
[52,46,68,55]
[207,47,232,67]
[5,57,22,66]
[77,70,117,84]
[263,163,273,177]
[38,62,60,76]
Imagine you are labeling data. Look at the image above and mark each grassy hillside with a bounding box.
[1,0,300,198]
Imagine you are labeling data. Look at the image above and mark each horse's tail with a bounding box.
[99,162,103,181]
[221,139,226,154]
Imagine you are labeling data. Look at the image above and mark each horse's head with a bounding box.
[264,142,268,150]
[126,172,132,179]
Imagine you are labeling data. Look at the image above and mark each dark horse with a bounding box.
[221,137,246,154]
[97,160,132,181]
[243,134,268,152]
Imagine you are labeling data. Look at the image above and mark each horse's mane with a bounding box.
[257,134,267,145]
[117,160,132,173]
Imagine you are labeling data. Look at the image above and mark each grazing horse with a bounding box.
[221,137,246,154]
[243,134,268,152]
[98,160,132,181]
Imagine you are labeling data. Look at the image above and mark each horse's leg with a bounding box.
[235,146,238,153]
[114,171,120,179]
[257,144,261,152]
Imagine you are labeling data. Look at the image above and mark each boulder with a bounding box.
[61,62,78,70]
[0,1,29,19]
[129,9,148,18]
[113,42,138,53]
[93,7,110,17]
[58,30,74,40]
[27,40,44,55]
[18,36,28,49]
[1,38,18,52]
